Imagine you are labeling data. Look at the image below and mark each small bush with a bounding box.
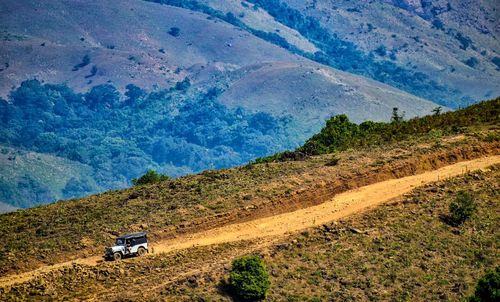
[72,54,91,71]
[229,255,270,301]
[469,266,500,302]
[447,191,476,226]
[168,27,180,37]
[464,57,479,68]
[174,78,191,91]
[132,170,170,186]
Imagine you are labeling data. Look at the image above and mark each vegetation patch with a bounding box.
[228,255,270,301]
[132,170,170,186]
[72,54,90,71]
[255,98,499,163]
[469,266,500,302]
[444,191,477,227]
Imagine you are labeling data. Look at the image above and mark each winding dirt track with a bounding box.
[1,155,499,288]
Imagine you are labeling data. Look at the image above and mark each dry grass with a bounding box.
[1,163,498,301]
[160,166,500,301]
[0,131,497,276]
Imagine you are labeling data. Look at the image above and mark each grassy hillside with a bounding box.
[161,165,500,301]
[0,99,497,277]
[247,0,500,106]
[0,146,99,208]
[1,161,498,300]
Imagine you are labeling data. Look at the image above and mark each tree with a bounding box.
[125,84,146,105]
[374,45,387,56]
[391,107,405,123]
[432,106,442,116]
[132,170,170,186]
[300,114,359,155]
[228,255,270,301]
[174,78,191,92]
[85,84,120,110]
[168,27,180,37]
[464,57,479,68]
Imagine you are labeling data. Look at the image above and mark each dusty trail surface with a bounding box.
[1,155,499,288]
[153,155,500,253]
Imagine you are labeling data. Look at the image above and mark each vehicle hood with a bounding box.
[107,245,125,252]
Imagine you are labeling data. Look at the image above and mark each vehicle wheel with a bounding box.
[113,252,122,261]
[137,247,146,257]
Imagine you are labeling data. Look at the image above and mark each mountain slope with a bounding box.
[0,101,498,300]
[277,0,500,104]
[0,0,437,118]
[0,99,497,277]
[0,0,446,208]
[187,0,499,107]
[0,0,440,121]
[0,146,99,208]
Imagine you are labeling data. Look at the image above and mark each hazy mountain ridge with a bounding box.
[279,0,500,103]
[0,0,448,208]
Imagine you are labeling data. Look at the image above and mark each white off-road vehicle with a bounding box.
[104,232,148,260]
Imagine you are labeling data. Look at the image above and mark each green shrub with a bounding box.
[132,170,170,186]
[254,98,499,163]
[168,27,180,37]
[469,267,500,302]
[447,191,476,226]
[229,255,270,301]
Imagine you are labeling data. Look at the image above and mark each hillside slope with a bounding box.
[0,0,437,120]
[0,99,497,277]
[0,146,99,208]
[277,0,500,103]
[0,0,447,208]
[0,134,498,300]
[229,0,500,106]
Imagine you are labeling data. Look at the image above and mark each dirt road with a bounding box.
[1,155,499,288]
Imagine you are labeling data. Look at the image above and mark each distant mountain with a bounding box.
[274,0,500,105]
[0,0,438,118]
[184,0,499,107]
[0,0,497,208]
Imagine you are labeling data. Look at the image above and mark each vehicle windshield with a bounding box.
[115,239,124,245]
